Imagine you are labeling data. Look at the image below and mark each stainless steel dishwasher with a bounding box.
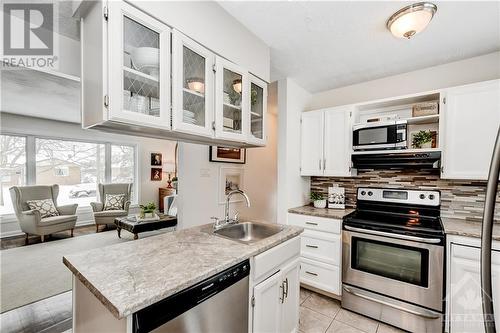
[133,260,249,333]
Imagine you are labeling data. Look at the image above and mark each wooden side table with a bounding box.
[159,187,175,212]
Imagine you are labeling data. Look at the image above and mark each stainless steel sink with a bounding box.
[214,222,283,244]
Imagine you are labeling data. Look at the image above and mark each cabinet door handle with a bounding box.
[305,222,318,226]
[283,278,289,299]
[305,271,318,276]
[306,244,318,249]
[280,283,285,304]
[319,159,322,170]
[323,159,326,170]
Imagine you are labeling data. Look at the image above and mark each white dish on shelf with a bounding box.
[183,110,195,118]
[131,47,159,78]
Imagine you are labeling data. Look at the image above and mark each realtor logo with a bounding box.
[3,3,53,55]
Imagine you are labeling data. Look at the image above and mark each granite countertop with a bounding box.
[63,223,303,319]
[288,205,355,219]
[442,217,500,241]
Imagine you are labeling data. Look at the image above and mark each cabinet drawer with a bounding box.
[288,213,341,234]
[300,258,340,295]
[301,231,341,265]
[253,237,300,283]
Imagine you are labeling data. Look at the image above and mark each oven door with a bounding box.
[342,229,443,311]
[353,122,406,150]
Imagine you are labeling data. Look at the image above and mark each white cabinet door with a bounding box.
[300,111,324,176]
[107,1,171,129]
[442,80,500,180]
[281,259,300,333]
[450,244,500,333]
[171,30,214,137]
[323,106,352,177]
[215,56,249,142]
[247,75,268,146]
[253,271,282,333]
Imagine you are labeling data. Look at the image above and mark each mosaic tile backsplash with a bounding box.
[311,169,500,222]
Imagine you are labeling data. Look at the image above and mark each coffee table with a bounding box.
[114,214,177,240]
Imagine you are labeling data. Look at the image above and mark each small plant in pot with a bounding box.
[412,130,433,149]
[311,192,327,209]
[139,202,156,219]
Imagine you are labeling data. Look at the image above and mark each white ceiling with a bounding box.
[219,1,500,93]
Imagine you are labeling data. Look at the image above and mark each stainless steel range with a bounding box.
[342,188,445,333]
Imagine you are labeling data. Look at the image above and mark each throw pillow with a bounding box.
[26,199,59,218]
[104,194,125,210]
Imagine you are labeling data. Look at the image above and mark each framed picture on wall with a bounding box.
[151,168,162,181]
[209,146,246,164]
[219,167,245,204]
[151,153,162,166]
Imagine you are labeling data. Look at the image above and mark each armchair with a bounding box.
[9,185,78,244]
[91,183,132,232]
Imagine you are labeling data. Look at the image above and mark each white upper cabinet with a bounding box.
[301,107,353,177]
[441,80,500,180]
[107,1,171,129]
[248,75,268,146]
[301,111,324,176]
[323,106,353,176]
[215,57,250,142]
[171,30,215,137]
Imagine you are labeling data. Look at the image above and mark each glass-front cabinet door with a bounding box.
[172,30,214,137]
[248,75,267,145]
[107,1,171,129]
[215,57,249,141]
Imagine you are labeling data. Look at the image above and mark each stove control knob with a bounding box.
[368,191,373,196]
[429,194,435,200]
[361,191,366,196]
[420,194,426,199]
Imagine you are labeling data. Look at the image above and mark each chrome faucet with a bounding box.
[212,189,251,231]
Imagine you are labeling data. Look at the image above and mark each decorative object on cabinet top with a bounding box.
[288,205,354,219]
[63,223,303,319]
[442,217,500,241]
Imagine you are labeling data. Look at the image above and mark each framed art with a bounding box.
[209,146,246,164]
[219,167,244,204]
[151,152,162,166]
[151,168,162,181]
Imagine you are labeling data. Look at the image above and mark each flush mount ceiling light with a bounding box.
[387,2,437,39]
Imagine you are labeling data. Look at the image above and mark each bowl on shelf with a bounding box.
[186,78,205,94]
[131,47,160,77]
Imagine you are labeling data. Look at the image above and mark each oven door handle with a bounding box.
[344,225,442,244]
[342,286,441,319]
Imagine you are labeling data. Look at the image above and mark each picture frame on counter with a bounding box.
[219,167,245,204]
[209,146,246,164]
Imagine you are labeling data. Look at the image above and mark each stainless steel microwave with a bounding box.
[353,120,407,151]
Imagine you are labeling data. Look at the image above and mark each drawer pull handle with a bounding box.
[305,222,318,226]
[305,271,318,276]
[306,244,318,249]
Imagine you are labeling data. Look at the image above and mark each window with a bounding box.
[36,138,106,207]
[0,135,26,215]
[0,134,137,215]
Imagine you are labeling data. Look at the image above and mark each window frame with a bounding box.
[0,132,139,215]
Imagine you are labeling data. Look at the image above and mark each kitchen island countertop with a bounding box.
[63,223,303,319]
[442,217,500,241]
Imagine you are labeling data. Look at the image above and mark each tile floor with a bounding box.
[299,288,407,333]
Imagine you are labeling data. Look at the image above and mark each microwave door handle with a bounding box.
[342,286,441,319]
[344,225,442,244]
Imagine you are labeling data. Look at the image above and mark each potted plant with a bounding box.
[311,192,327,209]
[412,130,433,149]
[139,202,157,219]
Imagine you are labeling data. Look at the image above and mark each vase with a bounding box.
[313,199,327,208]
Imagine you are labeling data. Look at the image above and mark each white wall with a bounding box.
[133,1,270,82]
[0,113,176,236]
[277,78,312,225]
[307,52,500,110]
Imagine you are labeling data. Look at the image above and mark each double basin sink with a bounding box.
[213,221,283,244]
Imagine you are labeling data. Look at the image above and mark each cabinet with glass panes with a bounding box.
[248,75,267,146]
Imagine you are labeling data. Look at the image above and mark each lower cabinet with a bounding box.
[288,213,342,296]
[251,237,301,333]
[448,241,500,333]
